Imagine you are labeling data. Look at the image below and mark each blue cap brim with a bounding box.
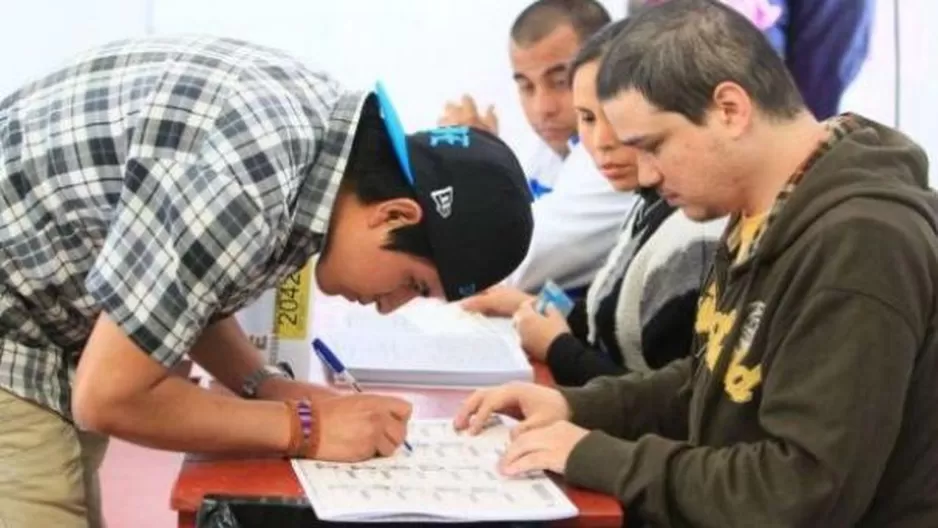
[374,81,415,186]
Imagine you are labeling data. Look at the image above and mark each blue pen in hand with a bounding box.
[312,338,413,453]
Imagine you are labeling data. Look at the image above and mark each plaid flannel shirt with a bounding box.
[0,35,366,418]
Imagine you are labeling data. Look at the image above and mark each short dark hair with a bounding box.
[568,18,630,83]
[511,0,612,47]
[596,0,804,124]
[340,95,434,260]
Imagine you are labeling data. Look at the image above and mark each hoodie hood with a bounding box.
[753,114,935,263]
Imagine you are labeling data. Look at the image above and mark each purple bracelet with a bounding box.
[296,400,314,455]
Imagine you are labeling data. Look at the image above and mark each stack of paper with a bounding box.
[292,416,578,523]
[315,299,534,387]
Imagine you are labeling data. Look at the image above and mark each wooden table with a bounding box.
[170,365,624,527]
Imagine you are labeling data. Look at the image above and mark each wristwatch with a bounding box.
[240,364,288,399]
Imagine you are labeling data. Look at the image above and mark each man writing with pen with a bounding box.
[313,338,415,453]
[0,36,534,527]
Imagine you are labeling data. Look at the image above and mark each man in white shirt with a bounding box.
[440,0,635,296]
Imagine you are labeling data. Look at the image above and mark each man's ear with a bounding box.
[366,198,423,229]
[710,81,753,139]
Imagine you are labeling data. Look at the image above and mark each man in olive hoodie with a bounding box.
[454,1,938,526]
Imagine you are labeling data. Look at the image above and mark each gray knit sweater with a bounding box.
[546,198,725,386]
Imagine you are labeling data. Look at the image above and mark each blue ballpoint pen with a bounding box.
[311,338,414,453]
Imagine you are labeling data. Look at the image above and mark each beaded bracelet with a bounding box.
[284,400,321,458]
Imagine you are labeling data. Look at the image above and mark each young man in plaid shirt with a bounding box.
[0,36,533,527]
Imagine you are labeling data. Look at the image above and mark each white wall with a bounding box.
[150,0,623,165]
[895,0,938,175]
[841,0,938,176]
[0,0,932,182]
[0,0,147,97]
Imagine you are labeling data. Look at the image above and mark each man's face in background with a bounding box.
[509,23,581,157]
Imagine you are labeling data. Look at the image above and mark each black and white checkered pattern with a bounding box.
[0,35,366,417]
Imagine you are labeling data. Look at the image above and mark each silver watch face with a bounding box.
[242,365,285,397]
[263,364,284,375]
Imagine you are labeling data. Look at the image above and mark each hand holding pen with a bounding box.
[313,338,414,453]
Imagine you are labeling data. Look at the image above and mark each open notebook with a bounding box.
[315,299,533,387]
[291,416,579,523]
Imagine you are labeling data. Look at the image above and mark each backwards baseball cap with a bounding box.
[373,81,534,301]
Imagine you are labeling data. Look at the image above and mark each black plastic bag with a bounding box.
[195,495,545,528]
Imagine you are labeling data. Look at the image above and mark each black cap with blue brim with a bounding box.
[373,82,534,301]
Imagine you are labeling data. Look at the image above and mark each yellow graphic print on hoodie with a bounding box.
[696,210,768,403]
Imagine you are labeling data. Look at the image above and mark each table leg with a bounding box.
[177,511,196,528]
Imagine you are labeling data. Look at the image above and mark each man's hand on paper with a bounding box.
[256,376,338,403]
[513,301,570,361]
[437,94,499,135]
[498,421,589,476]
[453,381,570,437]
[461,285,534,318]
[315,394,413,461]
